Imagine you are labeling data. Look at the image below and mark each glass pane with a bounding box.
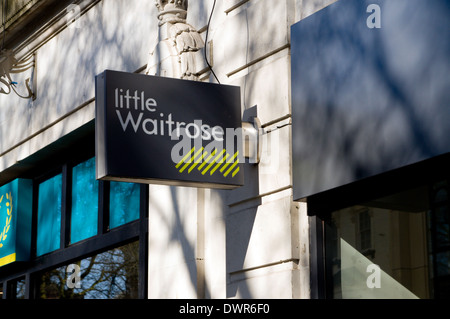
[37,241,139,299]
[109,182,140,229]
[37,174,62,256]
[71,158,98,243]
[327,186,432,299]
[359,210,371,251]
[15,277,26,299]
[434,188,448,203]
[435,205,450,248]
[436,251,450,277]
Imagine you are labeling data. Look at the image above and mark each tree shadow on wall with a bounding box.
[292,0,450,198]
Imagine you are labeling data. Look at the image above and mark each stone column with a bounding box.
[146,0,207,80]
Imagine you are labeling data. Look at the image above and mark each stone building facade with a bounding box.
[0,0,336,299]
[1,0,449,300]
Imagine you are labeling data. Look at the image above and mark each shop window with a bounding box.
[14,277,26,299]
[358,209,372,252]
[4,277,27,299]
[321,182,450,299]
[109,181,140,229]
[36,174,62,256]
[325,186,433,298]
[34,156,143,254]
[429,181,450,298]
[37,241,139,299]
[0,123,147,299]
[71,157,99,243]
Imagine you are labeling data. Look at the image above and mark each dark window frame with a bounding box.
[0,122,148,299]
[308,153,450,299]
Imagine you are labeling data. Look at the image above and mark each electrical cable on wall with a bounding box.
[204,0,220,84]
[1,0,7,50]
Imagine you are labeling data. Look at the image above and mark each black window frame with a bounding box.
[308,152,450,299]
[0,121,148,299]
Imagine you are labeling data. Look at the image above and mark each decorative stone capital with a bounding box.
[155,0,188,25]
[148,0,208,81]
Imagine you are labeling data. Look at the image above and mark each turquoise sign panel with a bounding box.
[0,179,32,267]
[36,174,61,256]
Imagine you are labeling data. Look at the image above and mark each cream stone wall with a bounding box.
[0,0,337,299]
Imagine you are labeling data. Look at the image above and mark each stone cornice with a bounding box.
[1,0,99,61]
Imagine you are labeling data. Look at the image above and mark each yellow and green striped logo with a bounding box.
[175,147,240,178]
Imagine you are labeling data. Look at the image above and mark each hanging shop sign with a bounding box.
[0,179,32,267]
[95,70,244,189]
[291,0,450,200]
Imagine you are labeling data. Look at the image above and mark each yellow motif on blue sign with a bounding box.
[0,179,32,267]
[0,192,13,249]
[0,191,15,265]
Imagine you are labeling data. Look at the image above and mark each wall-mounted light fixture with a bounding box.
[242,116,262,165]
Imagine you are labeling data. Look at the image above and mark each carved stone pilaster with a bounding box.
[155,0,188,25]
[146,0,207,80]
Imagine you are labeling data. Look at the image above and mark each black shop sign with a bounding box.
[95,70,243,189]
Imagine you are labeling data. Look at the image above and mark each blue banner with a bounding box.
[0,179,32,267]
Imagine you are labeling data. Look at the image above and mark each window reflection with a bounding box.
[430,181,450,298]
[71,157,99,243]
[38,241,139,299]
[110,181,140,229]
[326,184,450,299]
[14,277,26,299]
[37,174,62,256]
